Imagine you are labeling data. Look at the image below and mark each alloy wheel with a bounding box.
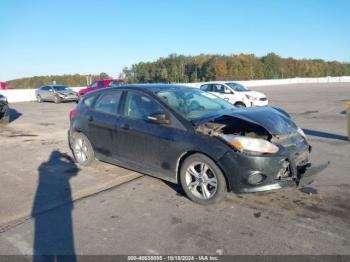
[185,162,218,200]
[73,137,89,163]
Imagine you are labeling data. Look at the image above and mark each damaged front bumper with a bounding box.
[217,146,329,193]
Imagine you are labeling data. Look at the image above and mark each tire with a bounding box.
[37,95,42,103]
[71,132,95,166]
[234,102,246,108]
[54,95,62,104]
[179,153,227,205]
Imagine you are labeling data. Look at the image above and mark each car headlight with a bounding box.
[245,95,258,101]
[221,135,279,154]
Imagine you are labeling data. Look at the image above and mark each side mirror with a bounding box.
[224,89,232,94]
[147,113,170,125]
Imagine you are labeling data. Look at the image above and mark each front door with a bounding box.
[116,90,173,176]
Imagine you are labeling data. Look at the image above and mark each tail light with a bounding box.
[70,107,80,121]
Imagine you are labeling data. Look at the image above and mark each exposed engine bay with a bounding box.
[196,116,271,140]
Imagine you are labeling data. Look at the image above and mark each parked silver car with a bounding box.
[35,85,78,103]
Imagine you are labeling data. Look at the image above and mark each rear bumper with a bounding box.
[217,146,329,193]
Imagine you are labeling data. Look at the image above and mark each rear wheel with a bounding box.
[71,132,94,166]
[180,153,227,205]
[37,95,42,103]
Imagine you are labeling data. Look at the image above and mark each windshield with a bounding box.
[156,88,234,121]
[53,86,68,91]
[226,82,250,92]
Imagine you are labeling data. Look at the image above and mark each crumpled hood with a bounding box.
[214,106,298,135]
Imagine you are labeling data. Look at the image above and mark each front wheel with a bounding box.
[54,95,62,104]
[234,102,246,108]
[180,153,227,205]
[71,132,95,166]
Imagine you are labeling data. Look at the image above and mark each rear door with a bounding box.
[87,90,123,159]
[43,86,53,100]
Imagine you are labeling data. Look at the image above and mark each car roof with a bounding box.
[119,84,196,92]
[41,85,67,87]
[82,84,197,98]
[93,79,123,82]
[201,81,239,84]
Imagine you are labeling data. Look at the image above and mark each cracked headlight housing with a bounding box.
[221,135,279,154]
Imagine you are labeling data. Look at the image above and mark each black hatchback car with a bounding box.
[0,94,10,124]
[68,85,327,204]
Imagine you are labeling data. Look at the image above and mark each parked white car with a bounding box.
[198,82,268,107]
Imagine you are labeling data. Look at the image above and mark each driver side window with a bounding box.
[212,84,226,93]
[124,92,165,121]
[90,82,98,88]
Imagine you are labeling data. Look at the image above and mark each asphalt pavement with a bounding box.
[0,83,349,256]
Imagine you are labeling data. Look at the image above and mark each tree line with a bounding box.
[7,73,110,89]
[122,53,350,83]
[6,53,350,88]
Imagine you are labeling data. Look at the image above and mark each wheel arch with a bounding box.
[234,101,247,107]
[176,150,231,191]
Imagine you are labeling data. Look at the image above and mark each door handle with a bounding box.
[121,124,130,130]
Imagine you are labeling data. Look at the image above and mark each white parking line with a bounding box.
[4,233,35,255]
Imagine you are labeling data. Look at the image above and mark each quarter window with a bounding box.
[93,91,122,115]
[83,95,97,108]
[200,84,211,92]
[124,92,165,121]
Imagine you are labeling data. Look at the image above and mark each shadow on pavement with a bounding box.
[32,150,79,261]
[162,180,186,197]
[303,128,348,141]
[9,108,22,123]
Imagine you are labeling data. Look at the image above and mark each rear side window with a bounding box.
[82,95,96,108]
[200,84,211,92]
[93,91,122,115]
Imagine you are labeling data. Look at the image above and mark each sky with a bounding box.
[0,0,349,81]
